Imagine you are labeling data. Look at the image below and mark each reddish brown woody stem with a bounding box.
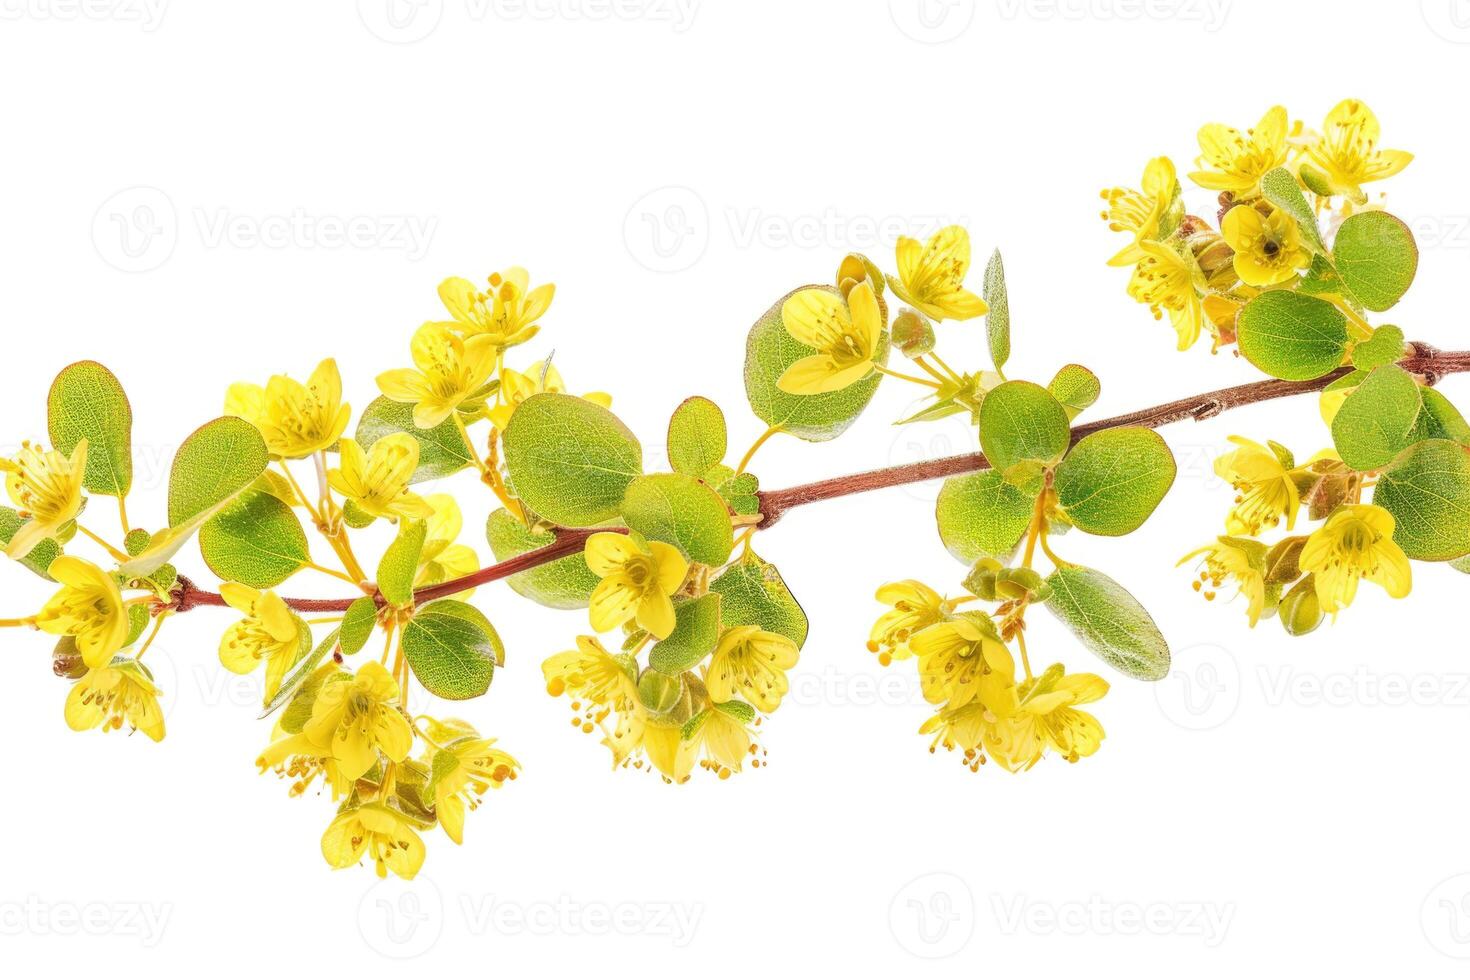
[167,345,1470,615]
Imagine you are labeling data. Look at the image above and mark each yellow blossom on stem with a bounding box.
[65,659,165,741]
[35,556,128,668]
[869,579,948,664]
[1299,503,1411,614]
[328,435,435,521]
[641,716,698,784]
[321,803,426,879]
[1,439,87,559]
[584,533,689,639]
[1101,156,1180,267]
[706,625,799,712]
[1178,537,1269,626]
[776,281,883,395]
[303,661,414,781]
[376,322,498,428]
[1126,241,1205,350]
[427,732,519,845]
[1188,105,1290,196]
[908,613,1013,709]
[257,714,352,799]
[1221,205,1311,287]
[486,359,611,431]
[1305,99,1412,203]
[684,703,756,778]
[433,269,553,349]
[1214,436,1299,535]
[543,635,638,707]
[886,225,988,321]
[224,359,350,459]
[218,583,304,702]
[986,665,1109,771]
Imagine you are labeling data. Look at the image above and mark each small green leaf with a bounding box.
[710,553,808,647]
[1422,389,1470,445]
[935,470,1037,564]
[402,599,502,700]
[1374,439,1470,561]
[667,397,727,478]
[378,519,427,607]
[47,361,133,496]
[356,395,473,484]
[198,489,310,589]
[978,381,1070,481]
[502,392,643,527]
[339,597,378,656]
[1330,365,1425,471]
[1260,167,1326,254]
[743,285,889,443]
[167,417,270,527]
[1054,428,1176,536]
[983,248,1010,371]
[1043,566,1170,681]
[621,473,733,565]
[1351,325,1406,371]
[705,465,761,516]
[1333,211,1418,312]
[648,594,722,673]
[1048,364,1100,420]
[485,508,600,609]
[0,507,62,580]
[1236,291,1350,381]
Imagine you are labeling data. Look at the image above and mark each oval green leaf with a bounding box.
[668,396,727,478]
[339,597,378,656]
[198,488,310,588]
[1374,439,1470,561]
[402,599,502,700]
[1330,365,1425,472]
[1236,291,1349,381]
[378,519,427,607]
[1054,428,1176,536]
[710,553,808,647]
[983,248,1010,371]
[48,360,133,496]
[356,395,473,484]
[167,416,270,527]
[648,594,722,673]
[485,508,600,609]
[1043,565,1170,681]
[1333,211,1418,312]
[978,380,1071,481]
[502,392,643,527]
[620,473,733,565]
[935,470,1037,564]
[1048,363,1100,419]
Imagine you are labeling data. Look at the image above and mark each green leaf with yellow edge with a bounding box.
[47,360,133,496]
[1333,211,1418,312]
[1351,325,1406,371]
[620,473,733,565]
[378,519,426,607]
[1374,439,1470,561]
[1330,364,1425,472]
[356,395,473,484]
[1048,364,1100,420]
[1236,291,1350,381]
[198,489,309,589]
[935,470,1036,564]
[710,552,808,647]
[978,381,1070,483]
[983,249,1010,371]
[743,284,889,443]
[339,597,378,656]
[1421,388,1470,445]
[502,392,643,527]
[1260,167,1327,254]
[668,397,726,478]
[705,465,760,516]
[1043,565,1170,681]
[1054,428,1176,536]
[402,599,502,700]
[485,508,600,609]
[167,416,270,527]
[648,594,722,673]
[0,506,62,580]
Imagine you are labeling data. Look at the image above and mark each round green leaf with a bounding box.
[198,489,309,588]
[1236,291,1349,381]
[667,396,727,477]
[357,395,473,484]
[743,284,889,443]
[48,360,133,497]
[978,380,1071,481]
[1048,363,1100,419]
[402,599,502,700]
[1043,565,1169,681]
[1351,325,1406,371]
[935,470,1037,564]
[1333,211,1418,312]
[339,597,378,656]
[648,594,722,673]
[485,508,600,609]
[1054,428,1176,536]
[377,519,427,607]
[1374,439,1470,561]
[710,553,808,647]
[620,473,733,565]
[168,416,270,527]
[502,392,643,527]
[1330,365,1425,472]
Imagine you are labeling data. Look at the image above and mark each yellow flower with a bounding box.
[1299,503,1411,614]
[1126,241,1205,350]
[303,661,414,781]
[224,358,350,459]
[543,635,639,708]
[684,703,756,778]
[1188,105,1290,195]
[1178,537,1269,626]
[1221,205,1311,287]
[218,583,304,703]
[641,716,698,784]
[257,708,353,799]
[706,625,799,712]
[1,439,87,559]
[1305,99,1412,203]
[886,225,988,321]
[64,659,165,741]
[776,281,883,395]
[328,435,435,521]
[869,579,948,664]
[35,556,129,669]
[908,614,1013,709]
[1101,156,1180,267]
[584,533,689,639]
[426,730,518,845]
[321,803,425,879]
[988,665,1109,770]
[376,322,499,428]
[1214,436,1299,535]
[433,269,553,349]
[485,359,611,431]
[414,494,479,591]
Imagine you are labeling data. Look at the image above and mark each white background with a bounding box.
[2,0,1469,974]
